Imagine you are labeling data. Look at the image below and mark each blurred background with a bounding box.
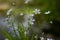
[0,0,60,40]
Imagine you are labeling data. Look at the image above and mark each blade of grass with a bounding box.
[2,29,14,40]
[18,23,30,40]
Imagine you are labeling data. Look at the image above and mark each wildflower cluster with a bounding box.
[2,8,51,40]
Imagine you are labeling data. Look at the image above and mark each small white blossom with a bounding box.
[44,11,51,14]
[5,38,9,40]
[33,8,41,14]
[30,14,34,17]
[50,21,53,24]
[6,8,13,15]
[35,35,37,38]
[40,37,44,40]
[25,0,32,4]
[20,13,24,16]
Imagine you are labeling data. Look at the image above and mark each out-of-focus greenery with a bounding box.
[0,0,60,20]
[1,23,30,40]
[0,0,60,40]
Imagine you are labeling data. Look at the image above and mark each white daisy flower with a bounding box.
[44,11,51,14]
[33,8,41,14]
[6,8,13,15]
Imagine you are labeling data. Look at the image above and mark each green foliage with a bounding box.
[2,29,14,40]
